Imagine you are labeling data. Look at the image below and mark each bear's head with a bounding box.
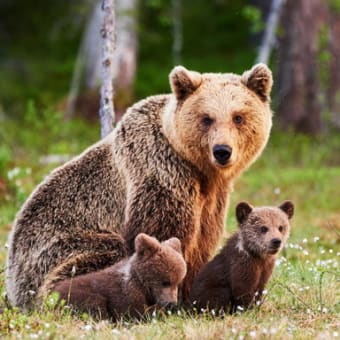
[132,233,187,307]
[163,64,273,178]
[235,201,294,257]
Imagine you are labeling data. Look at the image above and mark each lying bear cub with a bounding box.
[52,233,187,320]
[189,200,294,314]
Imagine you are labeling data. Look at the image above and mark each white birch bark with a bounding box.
[256,0,285,64]
[99,0,115,138]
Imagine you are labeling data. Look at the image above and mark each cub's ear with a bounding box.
[135,233,160,258]
[241,63,273,102]
[163,237,182,254]
[279,201,294,219]
[170,66,202,100]
[236,201,253,225]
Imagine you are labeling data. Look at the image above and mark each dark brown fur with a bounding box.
[52,234,186,320]
[189,201,294,313]
[6,64,273,309]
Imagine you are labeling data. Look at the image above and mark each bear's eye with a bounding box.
[260,226,268,233]
[201,115,214,127]
[162,280,171,287]
[233,115,243,125]
[278,226,284,232]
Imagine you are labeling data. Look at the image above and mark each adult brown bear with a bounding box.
[6,64,273,309]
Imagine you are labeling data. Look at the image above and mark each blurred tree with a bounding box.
[66,0,138,123]
[328,3,340,128]
[276,0,327,134]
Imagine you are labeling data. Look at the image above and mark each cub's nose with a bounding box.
[271,238,282,248]
[213,145,232,165]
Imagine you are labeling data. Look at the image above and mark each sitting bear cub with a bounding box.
[52,234,187,320]
[189,201,294,314]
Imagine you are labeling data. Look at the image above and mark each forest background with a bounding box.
[0,1,339,339]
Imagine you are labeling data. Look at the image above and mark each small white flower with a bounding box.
[177,310,181,316]
[313,236,320,242]
[152,310,156,318]
[302,238,308,244]
[262,289,268,295]
[237,305,244,311]
[112,329,120,335]
[306,309,311,314]
[167,310,172,315]
[322,307,328,313]
[262,328,268,334]
[231,328,237,334]
[270,328,277,334]
[211,309,215,316]
[333,331,339,337]
[329,249,333,254]
[82,325,92,331]
[274,187,281,195]
[303,250,309,255]
[249,331,256,338]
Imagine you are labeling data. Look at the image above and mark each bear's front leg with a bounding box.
[122,178,200,301]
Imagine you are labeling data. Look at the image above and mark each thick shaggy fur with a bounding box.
[51,234,186,320]
[189,201,294,313]
[6,64,273,309]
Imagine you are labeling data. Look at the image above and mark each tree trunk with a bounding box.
[256,0,285,65]
[328,8,340,128]
[276,0,326,134]
[99,0,115,138]
[113,0,138,122]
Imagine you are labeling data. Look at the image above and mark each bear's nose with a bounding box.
[213,145,232,165]
[271,238,282,248]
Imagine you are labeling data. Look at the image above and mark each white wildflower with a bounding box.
[249,330,256,338]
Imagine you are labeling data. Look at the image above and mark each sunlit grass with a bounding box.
[0,117,339,339]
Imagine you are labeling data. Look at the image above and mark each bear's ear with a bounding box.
[163,237,182,254]
[135,233,160,258]
[236,201,253,225]
[170,66,202,100]
[279,201,294,219]
[241,63,273,102]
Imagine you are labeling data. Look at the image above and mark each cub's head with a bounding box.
[164,64,273,177]
[235,201,294,257]
[132,233,187,307]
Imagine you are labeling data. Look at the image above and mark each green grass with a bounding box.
[0,117,339,339]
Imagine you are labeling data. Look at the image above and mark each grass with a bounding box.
[0,113,339,339]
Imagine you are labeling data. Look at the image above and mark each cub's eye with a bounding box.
[278,226,284,232]
[260,226,268,233]
[162,280,171,287]
[233,115,243,125]
[201,115,214,127]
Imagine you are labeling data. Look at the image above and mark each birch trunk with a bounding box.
[256,0,285,64]
[99,0,115,138]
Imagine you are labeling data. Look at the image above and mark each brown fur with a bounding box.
[189,201,294,314]
[50,234,186,320]
[6,64,273,309]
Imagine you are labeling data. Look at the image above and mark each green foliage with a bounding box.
[242,5,265,33]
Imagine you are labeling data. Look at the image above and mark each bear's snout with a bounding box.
[213,144,232,165]
[270,238,282,249]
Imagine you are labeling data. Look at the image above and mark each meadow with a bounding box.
[0,111,339,339]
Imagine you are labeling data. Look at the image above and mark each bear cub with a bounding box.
[189,201,294,314]
[52,233,187,320]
